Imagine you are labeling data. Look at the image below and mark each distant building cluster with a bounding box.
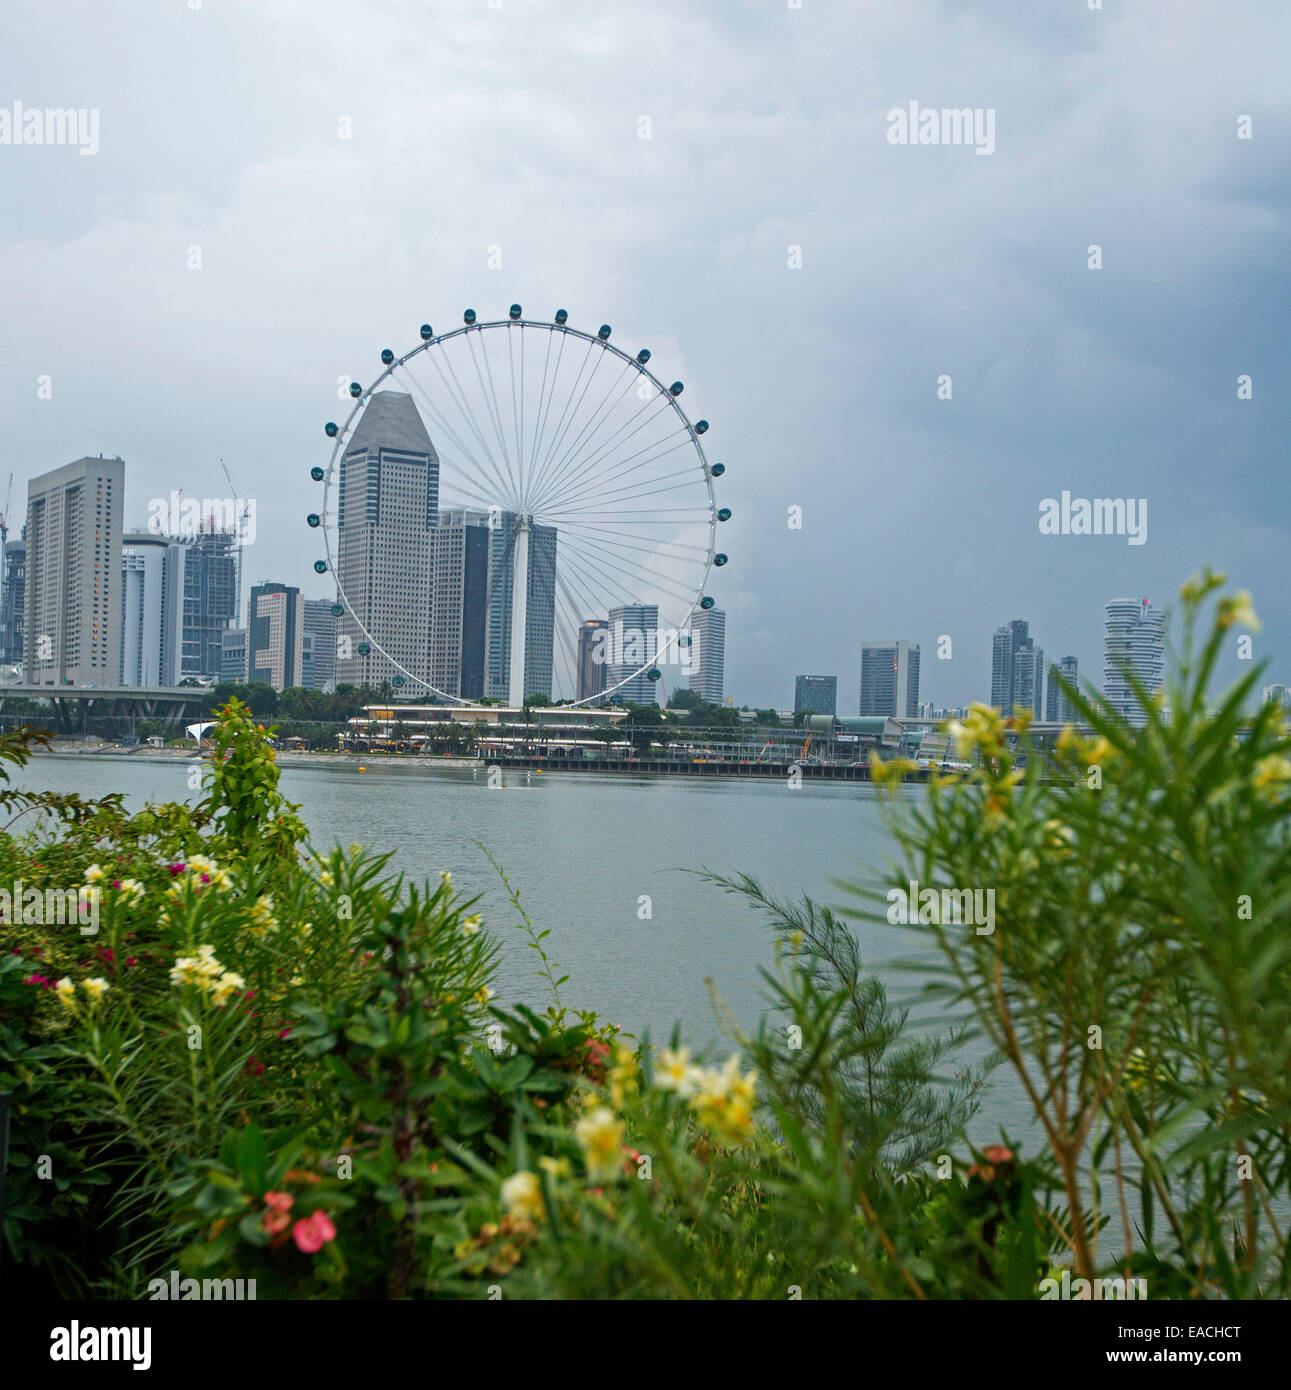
[8,393,727,705]
[9,454,338,695]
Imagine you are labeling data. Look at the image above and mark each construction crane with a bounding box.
[217,458,247,627]
[0,473,13,655]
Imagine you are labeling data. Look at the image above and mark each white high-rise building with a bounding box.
[688,606,726,704]
[1104,597,1165,726]
[120,532,175,687]
[483,511,556,703]
[25,456,125,687]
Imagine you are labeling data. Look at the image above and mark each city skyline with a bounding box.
[4,4,1285,713]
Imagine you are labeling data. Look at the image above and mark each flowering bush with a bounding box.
[3,577,1290,1299]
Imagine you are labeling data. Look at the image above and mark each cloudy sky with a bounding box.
[3,0,1287,710]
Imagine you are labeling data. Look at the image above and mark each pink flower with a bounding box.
[168,863,185,877]
[263,1191,294,1212]
[261,1208,291,1235]
[291,1210,337,1254]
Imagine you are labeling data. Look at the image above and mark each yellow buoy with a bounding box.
[358,766,366,772]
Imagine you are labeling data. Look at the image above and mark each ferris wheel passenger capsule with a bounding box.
[330,604,344,618]
[636,349,650,364]
[597,324,611,340]
[669,381,683,396]
[694,419,708,433]
[710,462,725,477]
[647,668,661,682]
[307,514,321,528]
[717,508,731,522]
[324,422,338,437]
[311,466,325,481]
[381,349,394,365]
[509,304,522,320]
[313,560,328,574]
[419,324,433,340]
[464,309,477,325]
[357,642,371,656]
[713,553,728,566]
[700,596,716,610]
[348,382,362,398]
[554,309,568,325]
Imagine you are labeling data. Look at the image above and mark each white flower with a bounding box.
[500,1170,545,1223]
[653,1046,702,1098]
[82,977,110,1003]
[116,878,145,904]
[84,864,106,884]
[53,976,76,1008]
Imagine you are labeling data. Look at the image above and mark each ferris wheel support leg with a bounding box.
[508,513,531,708]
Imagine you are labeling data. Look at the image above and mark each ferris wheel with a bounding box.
[306,307,729,707]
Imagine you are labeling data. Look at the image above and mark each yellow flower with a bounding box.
[1043,818,1076,853]
[690,1056,758,1143]
[249,895,278,932]
[53,976,76,1009]
[1253,754,1291,796]
[538,1155,572,1180]
[318,869,334,888]
[653,1046,702,1098]
[474,985,495,1006]
[1084,736,1111,766]
[870,752,920,786]
[84,863,106,884]
[209,971,245,1007]
[1217,590,1260,633]
[574,1106,625,1182]
[500,1170,545,1223]
[1179,568,1225,605]
[462,915,482,936]
[1007,707,1033,735]
[81,977,110,1003]
[609,1042,638,1108]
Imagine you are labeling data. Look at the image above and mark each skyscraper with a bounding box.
[484,512,556,703]
[178,527,239,680]
[1104,597,1165,726]
[606,603,659,705]
[25,456,125,686]
[120,531,173,687]
[1046,656,1079,722]
[221,628,247,685]
[688,606,726,705]
[1012,640,1046,718]
[794,674,837,716]
[1,526,25,666]
[859,641,919,717]
[577,619,609,704]
[429,508,490,700]
[990,619,1030,711]
[302,598,339,692]
[247,582,304,692]
[336,391,438,688]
